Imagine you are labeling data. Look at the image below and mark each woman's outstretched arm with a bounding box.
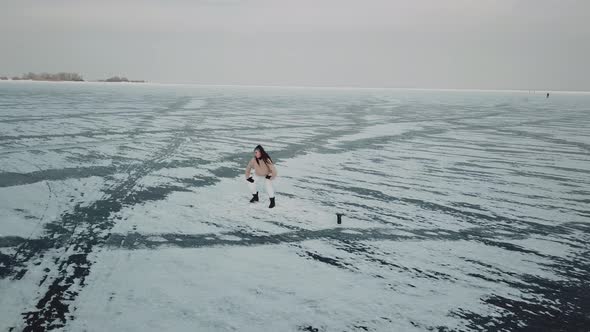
[245,159,253,179]
[269,161,278,179]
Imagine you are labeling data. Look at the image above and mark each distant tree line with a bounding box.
[11,72,85,81]
[99,76,145,83]
[0,73,145,83]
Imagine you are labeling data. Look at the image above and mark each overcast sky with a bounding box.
[1,0,589,90]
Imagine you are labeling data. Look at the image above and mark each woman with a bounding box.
[245,145,278,208]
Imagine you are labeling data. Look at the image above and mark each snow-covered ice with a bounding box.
[1,81,589,331]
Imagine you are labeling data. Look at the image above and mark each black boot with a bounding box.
[250,192,259,203]
[269,197,275,209]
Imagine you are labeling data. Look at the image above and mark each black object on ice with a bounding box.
[547,93,550,98]
[250,192,259,203]
[269,197,275,208]
[336,213,344,224]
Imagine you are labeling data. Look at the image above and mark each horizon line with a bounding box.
[2,79,590,94]
[164,82,590,94]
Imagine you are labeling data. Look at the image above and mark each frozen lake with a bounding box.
[1,81,589,331]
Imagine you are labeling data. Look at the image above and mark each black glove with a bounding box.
[266,175,272,179]
[246,177,254,183]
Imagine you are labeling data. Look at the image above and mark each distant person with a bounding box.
[245,145,278,208]
[547,92,550,98]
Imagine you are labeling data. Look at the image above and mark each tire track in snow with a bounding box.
[8,97,193,331]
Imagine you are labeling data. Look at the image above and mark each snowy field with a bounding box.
[1,81,589,331]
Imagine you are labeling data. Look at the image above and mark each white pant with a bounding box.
[247,175,275,198]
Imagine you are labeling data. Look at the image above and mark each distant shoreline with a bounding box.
[0,79,146,84]
[1,79,588,94]
[0,73,145,83]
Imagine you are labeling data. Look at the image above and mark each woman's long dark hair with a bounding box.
[254,145,273,166]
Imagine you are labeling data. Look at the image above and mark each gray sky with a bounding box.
[1,0,589,90]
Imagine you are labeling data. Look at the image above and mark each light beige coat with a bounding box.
[245,158,278,180]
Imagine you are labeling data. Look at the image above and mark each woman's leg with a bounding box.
[247,176,261,203]
[247,176,258,194]
[265,178,275,198]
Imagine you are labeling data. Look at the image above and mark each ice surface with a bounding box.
[1,81,589,331]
